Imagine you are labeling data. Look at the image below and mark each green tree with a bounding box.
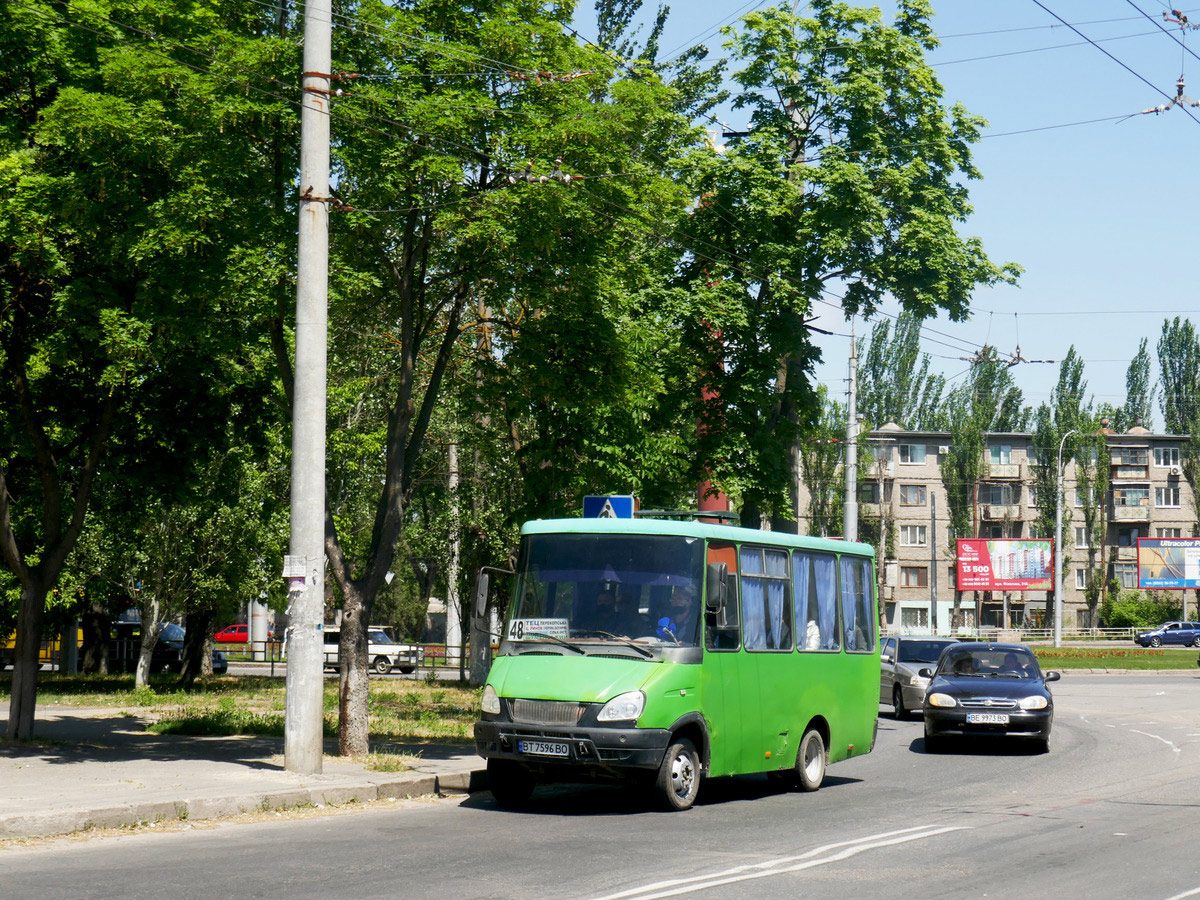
[857,312,946,431]
[0,0,295,738]
[677,0,1017,527]
[1157,317,1200,619]
[798,386,845,536]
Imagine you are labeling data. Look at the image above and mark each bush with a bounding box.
[1100,590,1182,628]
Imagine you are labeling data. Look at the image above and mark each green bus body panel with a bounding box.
[488,517,879,780]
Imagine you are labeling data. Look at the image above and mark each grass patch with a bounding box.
[1033,646,1199,669]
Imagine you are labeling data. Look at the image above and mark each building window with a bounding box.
[1154,447,1181,467]
[1113,448,1149,466]
[981,484,1019,505]
[1114,563,1137,589]
[1157,527,1183,538]
[901,566,928,587]
[859,482,879,503]
[1155,487,1181,508]
[1074,487,1095,507]
[1074,569,1086,589]
[900,607,929,629]
[899,444,926,464]
[900,525,927,547]
[1113,486,1150,507]
[1117,526,1143,547]
[899,484,926,506]
[1074,526,1091,548]
[1028,523,1042,539]
[989,445,1012,465]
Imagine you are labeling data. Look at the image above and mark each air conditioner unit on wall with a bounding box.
[1169,466,1182,476]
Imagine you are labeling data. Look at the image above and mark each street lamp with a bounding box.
[1054,428,1078,648]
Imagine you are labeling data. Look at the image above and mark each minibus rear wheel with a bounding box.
[488,759,535,808]
[656,737,701,811]
[797,727,826,792]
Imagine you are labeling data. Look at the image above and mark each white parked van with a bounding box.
[323,625,421,675]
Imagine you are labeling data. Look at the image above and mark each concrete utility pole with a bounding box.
[844,325,859,542]
[285,0,332,775]
[1053,429,1078,649]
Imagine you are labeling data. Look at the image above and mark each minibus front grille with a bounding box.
[511,699,584,726]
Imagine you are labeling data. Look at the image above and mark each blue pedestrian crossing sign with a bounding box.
[583,495,635,519]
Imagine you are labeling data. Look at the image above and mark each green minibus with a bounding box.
[474,513,879,810]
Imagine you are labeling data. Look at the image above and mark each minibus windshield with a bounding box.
[507,533,705,649]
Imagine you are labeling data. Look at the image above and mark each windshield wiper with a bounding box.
[572,631,654,658]
[519,632,584,654]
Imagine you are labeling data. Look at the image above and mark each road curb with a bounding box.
[0,769,488,841]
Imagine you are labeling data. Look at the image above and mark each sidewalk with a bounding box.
[0,703,488,841]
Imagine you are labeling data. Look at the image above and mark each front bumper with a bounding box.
[923,707,1053,740]
[474,720,672,774]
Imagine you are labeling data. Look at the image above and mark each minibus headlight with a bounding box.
[927,692,957,708]
[481,684,500,715]
[1019,695,1049,711]
[597,691,645,722]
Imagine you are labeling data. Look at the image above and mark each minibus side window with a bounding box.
[741,546,793,651]
[705,540,740,651]
[840,555,876,652]
[795,550,839,651]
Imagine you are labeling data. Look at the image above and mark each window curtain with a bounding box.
[813,554,838,650]
[741,548,766,649]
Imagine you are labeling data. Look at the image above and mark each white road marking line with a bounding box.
[1130,729,1182,754]
[1163,886,1200,900]
[591,825,970,900]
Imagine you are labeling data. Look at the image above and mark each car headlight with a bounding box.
[597,690,645,722]
[481,684,500,715]
[927,692,957,708]
[1019,695,1049,711]
[908,676,930,689]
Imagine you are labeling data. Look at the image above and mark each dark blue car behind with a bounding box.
[1133,621,1200,648]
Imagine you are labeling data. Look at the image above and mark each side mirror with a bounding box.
[918,667,933,678]
[705,562,728,614]
[881,653,893,663]
[473,571,490,619]
[1044,670,1061,682]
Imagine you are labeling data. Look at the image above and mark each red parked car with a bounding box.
[213,624,249,643]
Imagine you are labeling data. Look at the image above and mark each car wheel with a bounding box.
[1034,738,1050,754]
[892,685,908,720]
[1191,636,1200,649]
[1150,636,1162,648]
[398,665,416,674]
[372,656,392,675]
[924,724,944,753]
[656,737,701,810]
[487,759,535,808]
[796,727,826,792]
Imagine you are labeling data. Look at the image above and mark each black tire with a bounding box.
[892,685,908,720]
[372,656,392,675]
[796,727,827,792]
[924,725,944,753]
[655,737,701,811]
[1150,636,1162,648]
[1191,636,1200,649]
[1033,737,1051,754]
[488,759,535,808]
[398,665,416,674]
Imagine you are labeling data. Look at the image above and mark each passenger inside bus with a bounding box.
[656,584,698,645]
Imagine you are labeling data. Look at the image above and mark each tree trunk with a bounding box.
[7,582,49,740]
[337,587,370,756]
[79,606,110,674]
[179,609,216,688]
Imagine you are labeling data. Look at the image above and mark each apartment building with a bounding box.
[797,423,1196,633]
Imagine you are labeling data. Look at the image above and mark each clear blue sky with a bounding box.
[579,1,1200,430]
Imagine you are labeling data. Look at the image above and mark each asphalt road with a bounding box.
[5,674,1199,899]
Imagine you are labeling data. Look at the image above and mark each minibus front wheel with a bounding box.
[655,737,701,811]
[487,758,535,808]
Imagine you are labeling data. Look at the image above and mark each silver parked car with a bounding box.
[880,635,960,719]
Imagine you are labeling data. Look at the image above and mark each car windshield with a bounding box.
[898,640,954,664]
[940,647,1039,678]
[158,624,186,642]
[367,630,391,643]
[508,532,705,653]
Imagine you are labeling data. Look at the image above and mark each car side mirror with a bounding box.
[473,571,490,619]
[881,653,893,663]
[918,667,933,678]
[1044,670,1060,682]
[705,562,727,614]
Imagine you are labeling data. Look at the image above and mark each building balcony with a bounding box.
[1111,465,1149,480]
[982,504,1021,520]
[1110,504,1151,521]
[987,463,1022,480]
[1114,545,1137,561]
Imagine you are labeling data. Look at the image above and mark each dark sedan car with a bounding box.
[111,622,228,675]
[919,642,1060,753]
[1133,621,1200,648]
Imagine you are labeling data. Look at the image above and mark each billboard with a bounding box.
[956,539,1054,591]
[1137,537,1200,589]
